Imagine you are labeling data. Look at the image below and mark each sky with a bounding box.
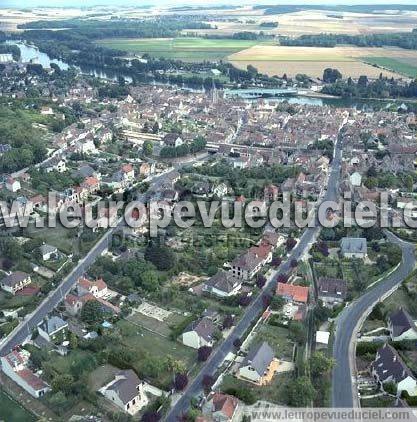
[0,0,416,8]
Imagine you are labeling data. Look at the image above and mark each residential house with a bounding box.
[388,308,417,342]
[39,244,58,261]
[340,237,367,259]
[349,172,362,187]
[230,251,264,281]
[64,293,94,316]
[263,184,280,202]
[276,283,309,305]
[38,316,68,343]
[121,163,135,182]
[1,350,50,398]
[203,271,242,298]
[99,369,148,415]
[5,177,21,192]
[42,157,66,173]
[213,183,228,198]
[139,162,155,177]
[371,343,417,396]
[81,176,100,196]
[202,392,239,422]
[0,272,31,295]
[182,317,215,349]
[238,342,277,385]
[77,277,108,299]
[317,277,347,306]
[163,133,183,148]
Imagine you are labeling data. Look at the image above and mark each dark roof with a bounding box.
[231,251,263,272]
[317,277,347,300]
[371,343,415,384]
[241,341,274,376]
[205,271,241,294]
[107,370,140,405]
[388,308,417,338]
[163,133,182,145]
[39,316,67,335]
[1,271,30,288]
[185,317,215,342]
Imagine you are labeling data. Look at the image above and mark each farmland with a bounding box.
[96,37,263,62]
[229,45,417,79]
[362,57,417,78]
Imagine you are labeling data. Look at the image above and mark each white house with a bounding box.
[340,237,367,259]
[0,272,31,295]
[1,350,50,398]
[5,177,21,193]
[349,172,362,187]
[371,343,417,397]
[77,277,108,299]
[203,271,242,298]
[39,244,58,261]
[387,308,417,342]
[38,316,68,343]
[182,317,215,349]
[99,369,148,415]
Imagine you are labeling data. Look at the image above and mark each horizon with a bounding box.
[1,0,417,9]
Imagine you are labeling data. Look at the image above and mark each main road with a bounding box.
[0,162,194,356]
[332,231,416,407]
[165,127,345,421]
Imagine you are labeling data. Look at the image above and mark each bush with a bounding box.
[223,386,256,405]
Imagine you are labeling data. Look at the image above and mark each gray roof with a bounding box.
[40,244,57,255]
[107,370,140,404]
[371,343,414,384]
[388,308,417,338]
[39,316,67,335]
[340,237,367,255]
[185,317,215,342]
[241,342,275,376]
[1,271,30,288]
[231,251,263,272]
[205,271,241,294]
[318,277,347,300]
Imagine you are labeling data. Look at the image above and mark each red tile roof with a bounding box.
[212,393,238,419]
[276,283,309,304]
[16,369,48,391]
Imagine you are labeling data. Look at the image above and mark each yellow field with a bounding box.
[228,45,417,79]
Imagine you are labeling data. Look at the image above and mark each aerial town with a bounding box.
[0,2,417,422]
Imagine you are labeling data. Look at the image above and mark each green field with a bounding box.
[0,390,35,421]
[96,37,261,61]
[363,56,417,78]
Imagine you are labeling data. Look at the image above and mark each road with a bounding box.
[165,128,345,421]
[332,231,416,408]
[0,166,182,356]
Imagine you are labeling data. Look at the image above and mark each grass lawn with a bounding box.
[96,37,261,61]
[362,56,417,78]
[221,373,292,405]
[0,390,35,421]
[116,319,196,386]
[126,310,187,337]
[253,323,293,360]
[47,349,91,375]
[27,222,76,255]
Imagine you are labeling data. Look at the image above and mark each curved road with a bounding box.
[332,231,416,408]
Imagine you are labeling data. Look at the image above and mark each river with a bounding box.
[6,41,405,111]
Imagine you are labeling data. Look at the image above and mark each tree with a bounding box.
[288,321,307,344]
[202,374,215,390]
[52,374,74,394]
[233,338,242,349]
[142,411,160,422]
[197,346,212,362]
[256,273,267,289]
[69,332,78,349]
[309,352,335,379]
[270,295,285,311]
[239,294,251,307]
[80,300,105,324]
[290,259,298,268]
[271,256,282,267]
[276,273,288,284]
[222,314,234,330]
[262,294,272,308]
[143,140,153,156]
[286,237,297,251]
[323,68,342,83]
[286,376,316,406]
[145,242,176,271]
[174,373,188,391]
